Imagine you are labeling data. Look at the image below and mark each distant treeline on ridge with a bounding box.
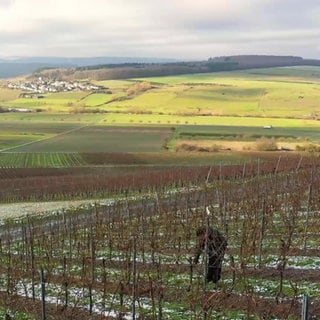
[3,55,320,80]
[31,55,320,81]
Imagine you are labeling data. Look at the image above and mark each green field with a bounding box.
[80,92,112,106]
[0,87,23,101]
[2,126,173,153]
[0,151,251,167]
[2,66,320,118]
[0,152,86,167]
[1,118,319,153]
[0,112,104,122]
[96,113,320,128]
[1,91,89,112]
[175,125,320,141]
[1,66,320,166]
[0,121,84,150]
[125,68,320,118]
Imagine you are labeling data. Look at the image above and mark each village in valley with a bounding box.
[0,77,109,113]
[6,77,108,96]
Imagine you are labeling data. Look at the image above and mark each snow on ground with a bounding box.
[0,199,97,219]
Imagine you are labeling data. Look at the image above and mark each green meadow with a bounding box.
[1,66,320,166]
[97,113,320,128]
[2,126,173,153]
[80,93,112,106]
[2,66,320,118]
[0,121,84,150]
[1,114,319,153]
[174,124,320,141]
[0,112,103,122]
[0,87,23,101]
[125,67,320,118]
[1,91,88,112]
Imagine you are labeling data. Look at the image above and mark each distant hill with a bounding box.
[0,62,63,79]
[1,55,320,80]
[28,55,320,81]
[0,56,179,79]
[209,55,303,67]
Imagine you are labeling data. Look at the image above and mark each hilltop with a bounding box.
[28,55,320,81]
[1,54,320,80]
[0,56,178,79]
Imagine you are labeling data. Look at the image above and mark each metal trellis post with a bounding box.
[40,267,46,320]
[301,294,309,320]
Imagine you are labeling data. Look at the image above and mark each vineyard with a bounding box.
[0,155,320,319]
[0,153,310,203]
[0,153,87,168]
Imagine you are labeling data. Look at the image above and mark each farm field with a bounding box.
[0,151,249,169]
[1,118,319,159]
[1,66,320,158]
[128,66,320,118]
[171,125,320,152]
[0,121,84,150]
[2,112,320,127]
[1,91,89,112]
[2,66,320,119]
[0,125,172,153]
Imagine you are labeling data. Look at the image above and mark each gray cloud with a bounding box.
[0,0,14,8]
[0,0,319,59]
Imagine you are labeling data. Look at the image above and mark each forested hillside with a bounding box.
[29,55,320,81]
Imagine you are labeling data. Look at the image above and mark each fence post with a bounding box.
[40,267,46,320]
[275,155,281,174]
[258,200,265,269]
[303,181,312,251]
[132,236,137,320]
[301,294,309,320]
[205,166,212,184]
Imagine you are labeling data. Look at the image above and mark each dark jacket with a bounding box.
[194,226,227,264]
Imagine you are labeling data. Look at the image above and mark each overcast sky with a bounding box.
[1,0,319,60]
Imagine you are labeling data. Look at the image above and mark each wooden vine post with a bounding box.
[132,236,137,320]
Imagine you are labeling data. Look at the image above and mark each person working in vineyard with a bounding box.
[193,225,227,286]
